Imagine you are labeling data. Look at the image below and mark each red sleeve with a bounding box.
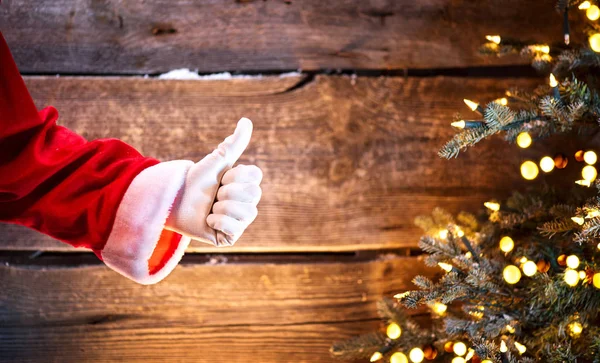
[0,33,193,284]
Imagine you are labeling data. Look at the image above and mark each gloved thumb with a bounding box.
[197,117,253,172]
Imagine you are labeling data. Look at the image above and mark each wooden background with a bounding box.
[0,1,591,362]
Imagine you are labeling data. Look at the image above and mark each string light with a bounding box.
[587,5,600,20]
[452,358,466,363]
[390,352,408,363]
[597,242,600,250]
[482,361,493,363]
[394,291,410,299]
[451,120,466,129]
[584,151,597,165]
[516,132,532,148]
[439,230,448,239]
[586,209,600,218]
[566,255,580,269]
[582,165,597,181]
[506,325,516,333]
[387,323,402,339]
[569,321,583,336]
[514,342,527,355]
[590,33,600,52]
[484,201,500,211]
[465,349,475,361]
[572,216,585,225]
[485,35,501,44]
[455,227,465,237]
[432,302,448,315]
[531,44,550,54]
[564,268,580,286]
[500,340,508,353]
[519,256,528,264]
[453,342,467,356]
[496,97,508,105]
[579,270,587,280]
[499,236,514,253]
[521,161,539,180]
[409,348,424,363]
[579,1,591,9]
[522,260,537,276]
[540,156,555,172]
[438,262,453,272]
[465,252,472,259]
[503,265,522,284]
[576,179,592,187]
[549,73,558,87]
[370,352,383,362]
[593,273,600,288]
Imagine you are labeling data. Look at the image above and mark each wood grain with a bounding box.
[0,254,436,362]
[0,0,577,74]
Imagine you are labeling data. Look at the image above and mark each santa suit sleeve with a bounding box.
[0,33,194,284]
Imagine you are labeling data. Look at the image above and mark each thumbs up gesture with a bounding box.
[165,118,262,246]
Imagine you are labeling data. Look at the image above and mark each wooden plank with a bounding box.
[0,255,436,362]
[2,75,593,253]
[0,0,578,74]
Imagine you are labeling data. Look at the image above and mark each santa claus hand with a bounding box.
[165,118,262,246]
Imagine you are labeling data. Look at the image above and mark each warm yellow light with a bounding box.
[438,262,453,272]
[580,1,592,10]
[500,340,508,353]
[463,99,479,112]
[579,270,587,280]
[451,120,466,129]
[572,216,585,225]
[465,252,472,259]
[597,242,600,250]
[564,269,580,286]
[590,33,600,52]
[484,201,500,211]
[549,73,558,88]
[521,161,539,180]
[587,209,600,218]
[576,179,592,187]
[566,255,580,269]
[499,236,514,253]
[519,256,528,264]
[593,273,600,288]
[569,321,583,335]
[371,352,383,362]
[516,132,532,148]
[522,261,537,276]
[583,165,598,181]
[486,35,501,44]
[506,325,515,333]
[452,358,466,363]
[482,361,493,363]
[438,230,448,239]
[540,156,555,172]
[394,291,410,299]
[456,227,465,237]
[532,45,551,54]
[432,302,448,315]
[503,265,522,284]
[496,97,508,105]
[387,323,402,340]
[584,151,598,165]
[390,352,408,363]
[465,349,475,361]
[453,342,467,356]
[514,342,527,355]
[409,348,424,363]
[587,5,600,20]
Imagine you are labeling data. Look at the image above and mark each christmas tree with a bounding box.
[331,2,600,362]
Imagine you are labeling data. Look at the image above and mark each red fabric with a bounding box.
[0,33,160,253]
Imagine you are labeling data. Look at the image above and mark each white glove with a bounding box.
[165,118,262,246]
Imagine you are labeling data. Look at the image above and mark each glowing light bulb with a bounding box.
[540,156,555,172]
[587,5,600,20]
[438,230,448,239]
[520,256,528,264]
[583,165,598,181]
[453,342,467,356]
[549,73,558,88]
[485,35,501,44]
[579,270,587,280]
[522,260,537,276]
[593,273,600,288]
[394,291,410,299]
[514,342,527,355]
[463,99,479,112]
[576,179,592,187]
[584,151,597,165]
[533,45,550,54]
[503,265,522,284]
[451,120,466,129]
[496,97,508,105]
[569,321,583,335]
[452,358,466,363]
[580,1,592,9]
[438,262,453,272]
[590,33,600,52]
[500,340,508,353]
[387,323,402,339]
[482,361,493,363]
[432,302,447,315]
[484,201,500,211]
[409,348,424,363]
[499,236,514,253]
[520,161,539,180]
[566,255,580,269]
[390,352,408,363]
[465,349,475,361]
[516,132,532,148]
[587,209,600,218]
[465,252,472,259]
[370,352,383,362]
[456,227,464,237]
[506,325,515,333]
[572,216,585,225]
[564,268,580,286]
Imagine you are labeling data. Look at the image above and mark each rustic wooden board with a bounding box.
[0,0,576,74]
[0,254,435,362]
[3,74,593,253]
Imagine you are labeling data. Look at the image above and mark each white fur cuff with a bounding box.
[102,160,194,285]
